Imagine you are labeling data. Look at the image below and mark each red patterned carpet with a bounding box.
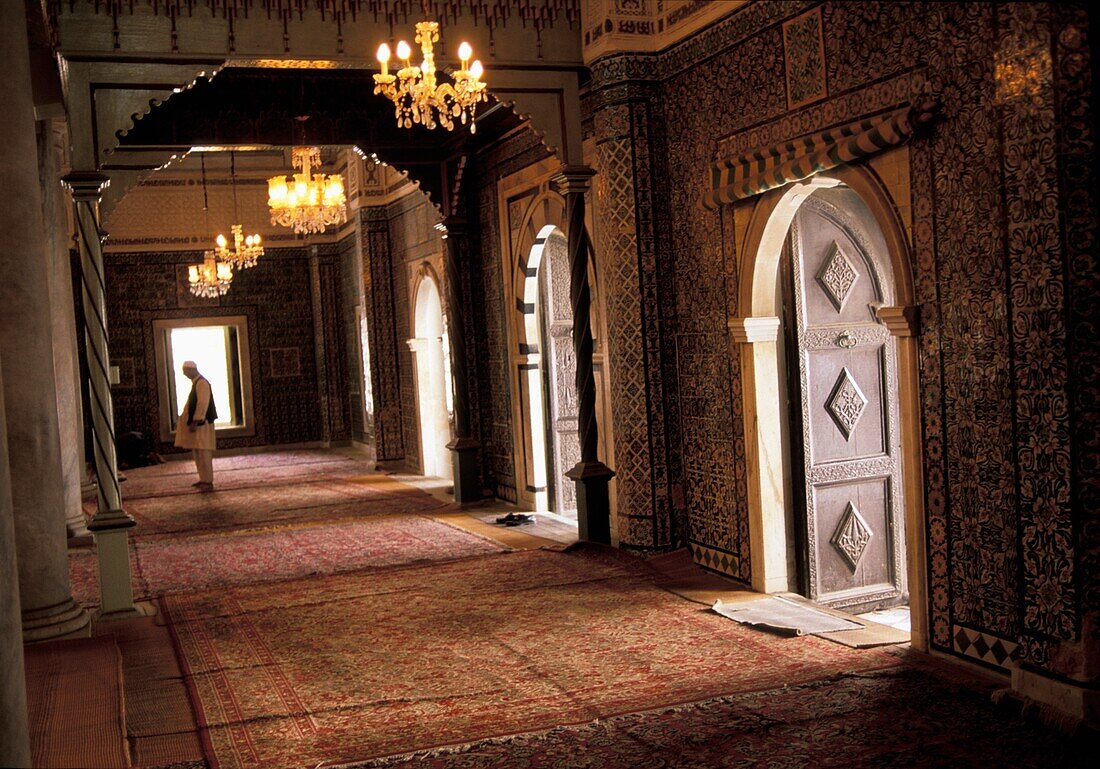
[343,667,1092,769]
[119,477,446,536]
[119,456,364,499]
[70,516,507,606]
[161,547,898,769]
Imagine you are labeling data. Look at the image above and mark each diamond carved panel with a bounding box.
[826,367,868,440]
[816,241,860,311]
[831,501,873,570]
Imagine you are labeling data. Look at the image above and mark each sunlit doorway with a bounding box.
[411,274,453,480]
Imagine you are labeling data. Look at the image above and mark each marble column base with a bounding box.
[67,518,93,547]
[89,512,136,616]
[566,460,615,545]
[22,598,89,642]
[447,437,482,505]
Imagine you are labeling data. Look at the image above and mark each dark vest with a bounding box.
[186,376,218,425]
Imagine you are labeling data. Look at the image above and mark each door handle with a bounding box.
[836,330,857,349]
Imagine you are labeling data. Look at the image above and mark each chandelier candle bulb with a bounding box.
[377,43,391,76]
[458,42,472,68]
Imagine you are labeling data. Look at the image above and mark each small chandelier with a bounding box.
[189,152,234,298]
[215,224,264,270]
[267,147,347,235]
[217,151,264,270]
[188,251,233,298]
[374,21,488,133]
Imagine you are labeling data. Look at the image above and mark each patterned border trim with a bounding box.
[951,624,1019,671]
[689,541,741,579]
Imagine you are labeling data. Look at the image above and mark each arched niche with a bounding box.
[731,162,927,649]
[409,268,453,480]
[503,183,614,521]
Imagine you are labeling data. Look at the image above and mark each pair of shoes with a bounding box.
[501,513,534,527]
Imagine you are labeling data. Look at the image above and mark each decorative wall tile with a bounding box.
[782,7,827,109]
[104,247,340,453]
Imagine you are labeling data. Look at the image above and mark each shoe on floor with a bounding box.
[196,482,215,492]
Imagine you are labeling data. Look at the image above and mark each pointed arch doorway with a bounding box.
[410,272,453,480]
[519,225,577,515]
[733,165,927,645]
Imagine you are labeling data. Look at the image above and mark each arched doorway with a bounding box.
[518,225,575,515]
[411,272,453,480]
[733,165,927,644]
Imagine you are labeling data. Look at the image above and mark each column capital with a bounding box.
[728,316,781,344]
[442,215,467,236]
[875,305,921,337]
[552,165,597,196]
[61,171,110,200]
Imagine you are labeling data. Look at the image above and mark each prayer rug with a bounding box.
[342,667,1092,769]
[121,477,447,536]
[70,516,507,606]
[24,636,129,768]
[162,548,899,769]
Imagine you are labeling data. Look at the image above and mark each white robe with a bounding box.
[174,377,216,451]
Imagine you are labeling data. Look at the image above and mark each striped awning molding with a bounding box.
[700,102,938,210]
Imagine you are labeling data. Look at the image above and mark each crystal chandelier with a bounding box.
[214,224,264,270]
[189,152,234,298]
[374,21,488,132]
[188,251,233,298]
[267,147,347,235]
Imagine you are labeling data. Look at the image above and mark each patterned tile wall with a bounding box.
[468,131,556,501]
[104,245,350,454]
[360,206,406,461]
[585,0,1094,676]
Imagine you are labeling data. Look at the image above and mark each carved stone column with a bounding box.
[0,0,89,641]
[553,167,615,544]
[39,120,93,546]
[0,354,31,768]
[441,217,481,503]
[62,172,137,619]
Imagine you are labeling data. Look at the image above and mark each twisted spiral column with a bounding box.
[63,173,137,617]
[553,166,614,543]
[442,217,481,503]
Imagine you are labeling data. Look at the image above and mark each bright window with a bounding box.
[168,326,237,427]
[154,316,254,440]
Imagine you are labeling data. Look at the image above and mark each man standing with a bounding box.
[174,360,217,491]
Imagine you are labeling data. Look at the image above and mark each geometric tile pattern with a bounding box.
[595,129,657,547]
[830,501,873,571]
[826,368,868,440]
[816,241,859,311]
[952,625,1019,670]
[782,7,827,109]
[634,0,1088,681]
[689,541,742,580]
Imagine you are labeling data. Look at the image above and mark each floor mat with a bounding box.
[711,595,862,635]
[25,636,129,768]
[162,547,898,769]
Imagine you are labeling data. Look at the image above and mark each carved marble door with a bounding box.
[787,196,906,610]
